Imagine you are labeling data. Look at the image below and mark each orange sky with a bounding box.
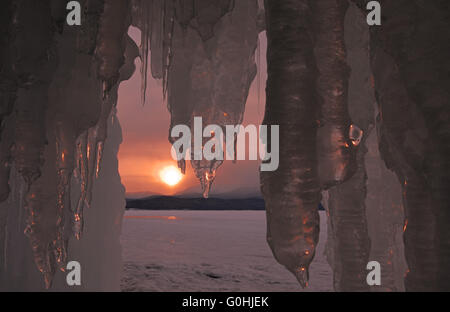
[117,28,267,197]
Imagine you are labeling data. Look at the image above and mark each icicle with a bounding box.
[349,124,363,147]
[162,2,175,99]
[262,0,320,288]
[323,2,373,291]
[24,178,60,289]
[73,132,88,239]
[72,126,100,240]
[150,0,165,80]
[95,0,131,95]
[256,36,261,119]
[139,0,151,106]
[54,122,74,271]
[177,159,186,175]
[93,94,115,179]
[95,141,104,179]
[66,97,110,241]
[191,157,222,199]
[85,127,98,208]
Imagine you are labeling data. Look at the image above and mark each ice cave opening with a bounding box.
[117,25,267,201]
[2,0,449,292]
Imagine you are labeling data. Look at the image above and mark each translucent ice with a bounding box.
[163,0,259,197]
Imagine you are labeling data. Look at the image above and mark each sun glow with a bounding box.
[159,165,183,186]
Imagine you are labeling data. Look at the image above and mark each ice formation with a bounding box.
[0,0,260,290]
[261,0,321,288]
[349,0,450,292]
[323,3,372,291]
[314,0,358,189]
[0,0,449,291]
[262,0,449,291]
[131,0,260,198]
[261,0,365,288]
[0,0,133,290]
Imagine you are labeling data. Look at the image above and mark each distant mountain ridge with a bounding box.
[126,186,262,200]
[126,196,265,210]
[176,186,262,199]
[126,195,325,211]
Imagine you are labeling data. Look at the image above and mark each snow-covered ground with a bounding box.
[120,210,333,292]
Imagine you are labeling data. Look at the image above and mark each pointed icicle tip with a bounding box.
[349,124,363,146]
[43,272,53,290]
[178,159,186,175]
[201,171,216,199]
[295,266,309,288]
[202,178,211,199]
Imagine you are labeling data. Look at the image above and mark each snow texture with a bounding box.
[121,210,332,292]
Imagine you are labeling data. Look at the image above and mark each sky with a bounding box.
[117,28,267,197]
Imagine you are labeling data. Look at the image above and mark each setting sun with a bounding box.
[159,166,183,186]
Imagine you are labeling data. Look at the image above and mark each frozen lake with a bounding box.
[120,210,333,292]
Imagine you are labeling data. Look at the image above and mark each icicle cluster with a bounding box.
[132,0,259,198]
[349,0,450,292]
[0,0,447,292]
[262,0,450,291]
[0,0,135,288]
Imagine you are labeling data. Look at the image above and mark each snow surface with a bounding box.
[120,210,333,292]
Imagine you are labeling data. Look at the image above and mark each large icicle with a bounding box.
[261,0,320,288]
[324,2,371,291]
